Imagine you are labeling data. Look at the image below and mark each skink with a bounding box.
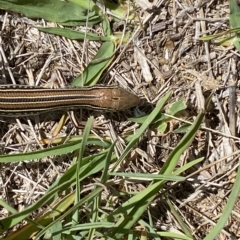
[0,85,140,117]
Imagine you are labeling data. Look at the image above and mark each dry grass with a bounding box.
[0,0,239,239]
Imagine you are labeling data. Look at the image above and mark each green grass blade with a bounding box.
[87,142,115,239]
[0,0,101,26]
[203,162,240,239]
[160,112,205,174]
[48,150,116,193]
[73,117,94,224]
[157,231,192,239]
[0,135,110,162]
[109,172,185,181]
[173,157,204,175]
[112,92,172,171]
[229,0,240,29]
[37,27,111,41]
[6,193,75,240]
[0,150,113,234]
[107,112,204,239]
[0,180,72,231]
[0,139,83,162]
[68,0,95,9]
[34,187,104,239]
[229,0,240,51]
[72,41,115,86]
[166,198,192,237]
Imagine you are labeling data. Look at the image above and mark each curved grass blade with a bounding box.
[47,149,116,193]
[6,193,75,240]
[160,111,205,175]
[33,187,104,239]
[111,91,172,171]
[203,159,240,240]
[0,180,72,232]
[107,112,204,239]
[71,41,115,86]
